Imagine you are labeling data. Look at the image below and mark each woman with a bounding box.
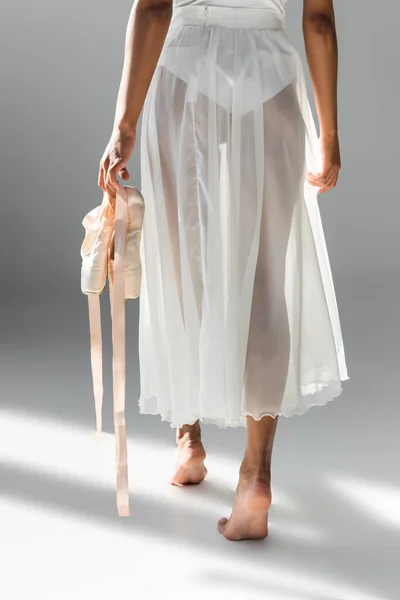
[98,0,349,541]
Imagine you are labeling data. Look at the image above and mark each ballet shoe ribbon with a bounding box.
[109,187,130,517]
[87,188,130,516]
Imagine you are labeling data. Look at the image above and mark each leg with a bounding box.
[218,83,304,540]
[170,419,208,486]
[153,68,208,485]
[217,415,278,540]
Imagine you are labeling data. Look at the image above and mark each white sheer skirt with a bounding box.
[137,6,349,428]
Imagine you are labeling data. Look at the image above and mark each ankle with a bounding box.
[240,454,271,483]
[176,421,202,443]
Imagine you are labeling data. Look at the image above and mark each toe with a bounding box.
[170,480,183,487]
[217,517,228,534]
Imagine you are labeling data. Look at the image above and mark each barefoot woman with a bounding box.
[98,0,349,541]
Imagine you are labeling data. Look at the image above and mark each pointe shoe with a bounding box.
[80,192,114,295]
[125,185,145,299]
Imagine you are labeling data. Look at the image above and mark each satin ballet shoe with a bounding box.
[125,185,145,298]
[80,191,114,295]
[106,186,145,299]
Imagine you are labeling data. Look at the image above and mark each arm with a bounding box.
[302,0,341,193]
[99,0,173,193]
[113,0,173,133]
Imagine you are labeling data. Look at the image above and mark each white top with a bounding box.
[173,0,287,10]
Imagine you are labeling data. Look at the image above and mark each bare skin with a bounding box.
[217,415,278,541]
[98,0,341,540]
[170,420,208,486]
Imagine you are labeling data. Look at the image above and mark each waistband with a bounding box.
[170,5,285,31]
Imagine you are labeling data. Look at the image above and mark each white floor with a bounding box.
[1,278,399,600]
[0,401,399,600]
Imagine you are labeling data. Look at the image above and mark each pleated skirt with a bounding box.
[137,4,350,428]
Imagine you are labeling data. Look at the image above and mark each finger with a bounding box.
[316,175,333,193]
[307,169,325,181]
[106,163,123,192]
[104,172,115,195]
[98,157,109,192]
[103,169,114,192]
[119,167,130,180]
[98,167,106,192]
[319,171,334,187]
[307,173,323,187]
[323,170,338,190]
[325,174,337,190]
[317,174,337,195]
[307,169,334,188]
[106,183,116,198]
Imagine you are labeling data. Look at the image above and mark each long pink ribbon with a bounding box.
[88,294,103,438]
[87,188,130,517]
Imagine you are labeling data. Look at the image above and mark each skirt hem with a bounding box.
[138,375,349,430]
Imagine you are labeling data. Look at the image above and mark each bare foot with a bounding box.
[170,432,208,486]
[217,476,271,540]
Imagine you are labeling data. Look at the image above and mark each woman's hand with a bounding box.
[307,133,341,195]
[98,126,137,195]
